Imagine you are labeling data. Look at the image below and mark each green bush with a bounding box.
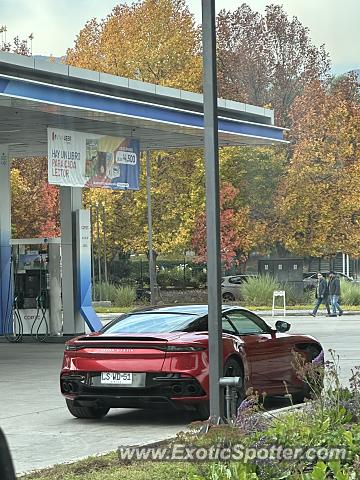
[340,280,360,305]
[157,266,206,289]
[240,275,280,306]
[281,282,313,305]
[93,282,136,307]
[113,285,136,307]
[93,282,118,303]
[240,276,313,306]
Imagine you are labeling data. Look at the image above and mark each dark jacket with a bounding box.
[316,278,329,298]
[329,276,341,296]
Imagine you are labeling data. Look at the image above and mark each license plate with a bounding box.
[100,372,133,385]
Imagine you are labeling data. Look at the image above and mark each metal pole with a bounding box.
[90,205,96,300]
[184,254,186,287]
[202,0,223,419]
[96,203,102,300]
[146,150,156,305]
[102,204,108,284]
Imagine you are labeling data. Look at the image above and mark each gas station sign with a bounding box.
[47,128,140,190]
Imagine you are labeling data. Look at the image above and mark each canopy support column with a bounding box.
[0,146,11,335]
[60,186,84,335]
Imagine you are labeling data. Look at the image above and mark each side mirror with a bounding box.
[275,320,291,333]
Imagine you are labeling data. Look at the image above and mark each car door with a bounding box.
[223,310,295,395]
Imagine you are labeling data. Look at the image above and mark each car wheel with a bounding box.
[222,292,235,302]
[194,358,244,421]
[66,399,110,419]
[224,357,245,414]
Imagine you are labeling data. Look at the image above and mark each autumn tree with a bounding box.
[68,0,204,257]
[216,4,330,126]
[192,183,267,268]
[66,0,202,92]
[84,149,205,259]
[11,158,60,238]
[275,77,360,258]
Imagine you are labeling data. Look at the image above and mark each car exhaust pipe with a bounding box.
[172,384,183,395]
[63,382,69,392]
[186,385,197,395]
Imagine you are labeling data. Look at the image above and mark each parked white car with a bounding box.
[221,275,257,301]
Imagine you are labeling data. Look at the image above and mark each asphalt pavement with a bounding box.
[0,313,359,474]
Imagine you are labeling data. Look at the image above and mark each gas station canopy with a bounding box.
[0,51,285,158]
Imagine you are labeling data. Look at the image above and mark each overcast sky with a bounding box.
[0,0,358,74]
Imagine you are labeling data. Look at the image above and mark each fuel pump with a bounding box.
[5,238,62,342]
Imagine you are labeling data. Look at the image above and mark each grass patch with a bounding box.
[94,306,136,314]
[21,452,198,480]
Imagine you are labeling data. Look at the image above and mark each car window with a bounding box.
[224,310,270,335]
[222,317,237,334]
[228,277,243,284]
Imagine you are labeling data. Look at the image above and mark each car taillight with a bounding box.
[65,344,79,351]
[165,345,206,352]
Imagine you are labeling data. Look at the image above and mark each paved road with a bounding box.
[0,313,359,473]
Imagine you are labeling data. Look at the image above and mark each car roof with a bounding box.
[223,274,257,279]
[128,304,237,316]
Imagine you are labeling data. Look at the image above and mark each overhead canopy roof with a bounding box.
[0,51,285,157]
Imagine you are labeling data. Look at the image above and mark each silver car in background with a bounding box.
[303,271,354,290]
[221,274,257,301]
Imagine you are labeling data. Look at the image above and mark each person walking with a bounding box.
[328,271,343,317]
[310,272,331,317]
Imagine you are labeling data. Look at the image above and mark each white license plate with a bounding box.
[100,372,133,385]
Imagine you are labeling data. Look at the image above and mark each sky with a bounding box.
[0,0,359,74]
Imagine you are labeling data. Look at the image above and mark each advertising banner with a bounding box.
[48,128,140,190]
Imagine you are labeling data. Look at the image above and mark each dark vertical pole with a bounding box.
[146,150,156,305]
[102,204,108,284]
[184,254,186,287]
[96,203,102,300]
[90,205,96,300]
[202,0,223,418]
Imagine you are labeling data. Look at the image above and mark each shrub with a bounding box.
[340,280,360,305]
[93,282,136,307]
[93,282,118,303]
[240,276,313,306]
[113,285,136,307]
[281,282,313,305]
[240,275,280,306]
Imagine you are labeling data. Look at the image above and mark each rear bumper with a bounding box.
[60,371,207,408]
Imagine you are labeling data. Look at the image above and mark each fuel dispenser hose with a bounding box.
[30,293,49,342]
[4,259,24,343]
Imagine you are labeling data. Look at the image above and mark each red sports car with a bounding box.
[60,305,323,419]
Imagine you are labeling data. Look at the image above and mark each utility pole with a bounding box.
[202,0,223,419]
